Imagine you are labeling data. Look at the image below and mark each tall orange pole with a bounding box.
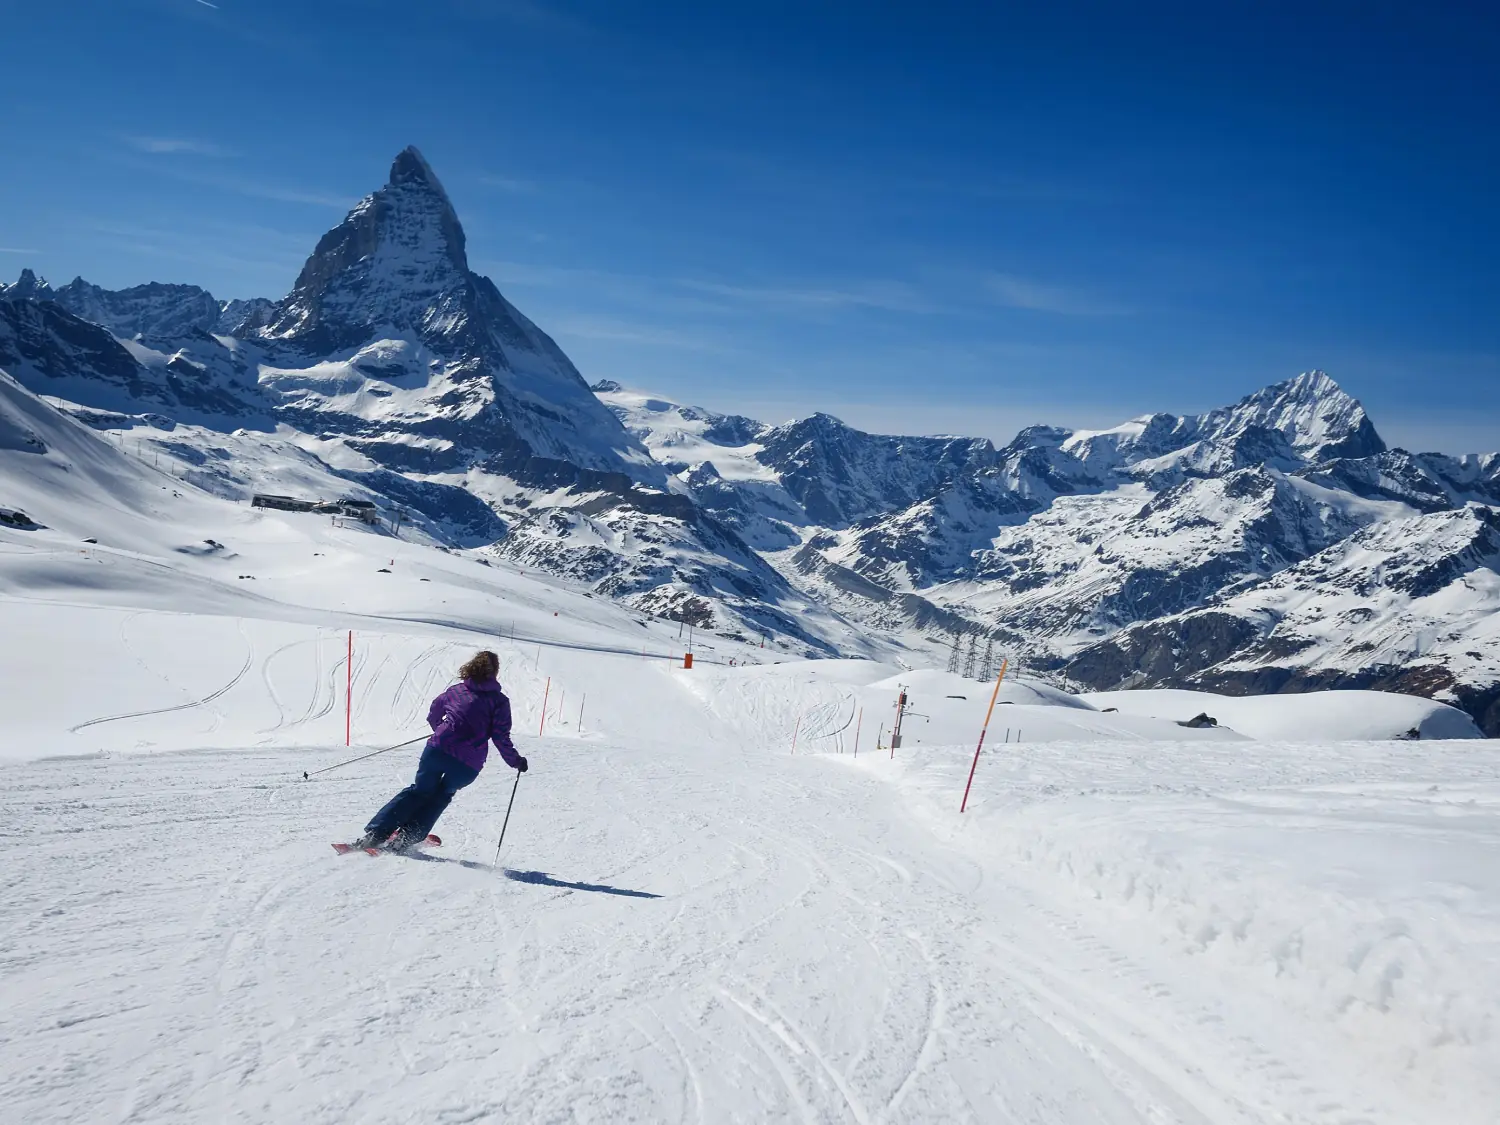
[791,714,801,755]
[960,659,1009,813]
[538,677,551,736]
[852,707,863,758]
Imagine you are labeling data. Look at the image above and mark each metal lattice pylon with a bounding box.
[963,633,979,679]
[946,630,963,674]
[980,637,995,681]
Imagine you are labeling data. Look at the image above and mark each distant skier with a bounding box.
[351,650,527,851]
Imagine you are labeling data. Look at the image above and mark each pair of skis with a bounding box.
[332,834,441,857]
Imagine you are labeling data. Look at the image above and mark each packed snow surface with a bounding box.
[1082,687,1483,741]
[3,396,1497,1122]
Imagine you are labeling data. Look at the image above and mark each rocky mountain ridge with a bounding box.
[595,376,1500,732]
[1,268,276,339]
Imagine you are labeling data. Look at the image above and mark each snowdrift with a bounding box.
[1081,687,1483,740]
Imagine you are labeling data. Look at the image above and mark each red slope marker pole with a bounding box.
[961,659,1009,814]
[791,713,801,755]
[538,677,551,736]
[346,630,353,747]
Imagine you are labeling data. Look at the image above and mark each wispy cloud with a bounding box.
[476,174,540,194]
[123,135,233,157]
[116,145,354,209]
[219,179,353,208]
[546,313,732,352]
[0,247,39,254]
[984,272,1132,316]
[680,278,937,315]
[483,259,943,319]
[194,0,219,8]
[81,218,307,294]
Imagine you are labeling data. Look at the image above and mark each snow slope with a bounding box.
[4,438,1498,1123]
[1082,687,1482,740]
[3,620,1496,1122]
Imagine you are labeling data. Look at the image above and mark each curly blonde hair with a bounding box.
[458,650,499,682]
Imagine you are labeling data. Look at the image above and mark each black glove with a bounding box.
[516,756,529,773]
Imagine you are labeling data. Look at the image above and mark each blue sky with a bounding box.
[3,1,1497,452]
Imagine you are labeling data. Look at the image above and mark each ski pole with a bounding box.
[493,769,523,868]
[301,734,427,780]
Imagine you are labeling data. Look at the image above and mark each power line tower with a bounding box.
[963,634,979,679]
[946,629,963,674]
[980,637,995,681]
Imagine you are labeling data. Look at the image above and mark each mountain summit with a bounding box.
[248,146,663,484]
[262,146,471,353]
[1204,370,1385,464]
[1061,370,1385,484]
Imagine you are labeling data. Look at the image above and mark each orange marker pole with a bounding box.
[538,677,551,736]
[852,707,863,758]
[960,659,1009,814]
[791,714,801,755]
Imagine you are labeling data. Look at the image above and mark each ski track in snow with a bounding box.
[5,724,1494,1123]
[70,618,254,735]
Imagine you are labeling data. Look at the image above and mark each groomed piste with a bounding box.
[3,376,1497,1123]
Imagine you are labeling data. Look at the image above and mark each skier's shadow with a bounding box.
[503,868,663,899]
[399,853,662,898]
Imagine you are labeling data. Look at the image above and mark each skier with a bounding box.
[351,650,527,851]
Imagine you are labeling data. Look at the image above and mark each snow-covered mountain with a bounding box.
[5,147,1498,728]
[252,148,661,487]
[1060,370,1385,485]
[0,150,870,654]
[593,374,1500,731]
[1066,504,1500,732]
[0,268,277,340]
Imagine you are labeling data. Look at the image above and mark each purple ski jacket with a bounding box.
[425,677,522,773]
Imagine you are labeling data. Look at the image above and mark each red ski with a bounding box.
[332,834,441,856]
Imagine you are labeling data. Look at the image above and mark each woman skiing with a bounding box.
[353,650,527,851]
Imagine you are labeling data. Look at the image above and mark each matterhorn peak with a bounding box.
[259,146,471,353]
[388,145,448,195]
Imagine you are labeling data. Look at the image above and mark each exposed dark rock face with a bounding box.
[1065,505,1500,733]
[49,278,223,341]
[1064,612,1268,688]
[492,497,843,655]
[1299,449,1500,512]
[754,412,996,527]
